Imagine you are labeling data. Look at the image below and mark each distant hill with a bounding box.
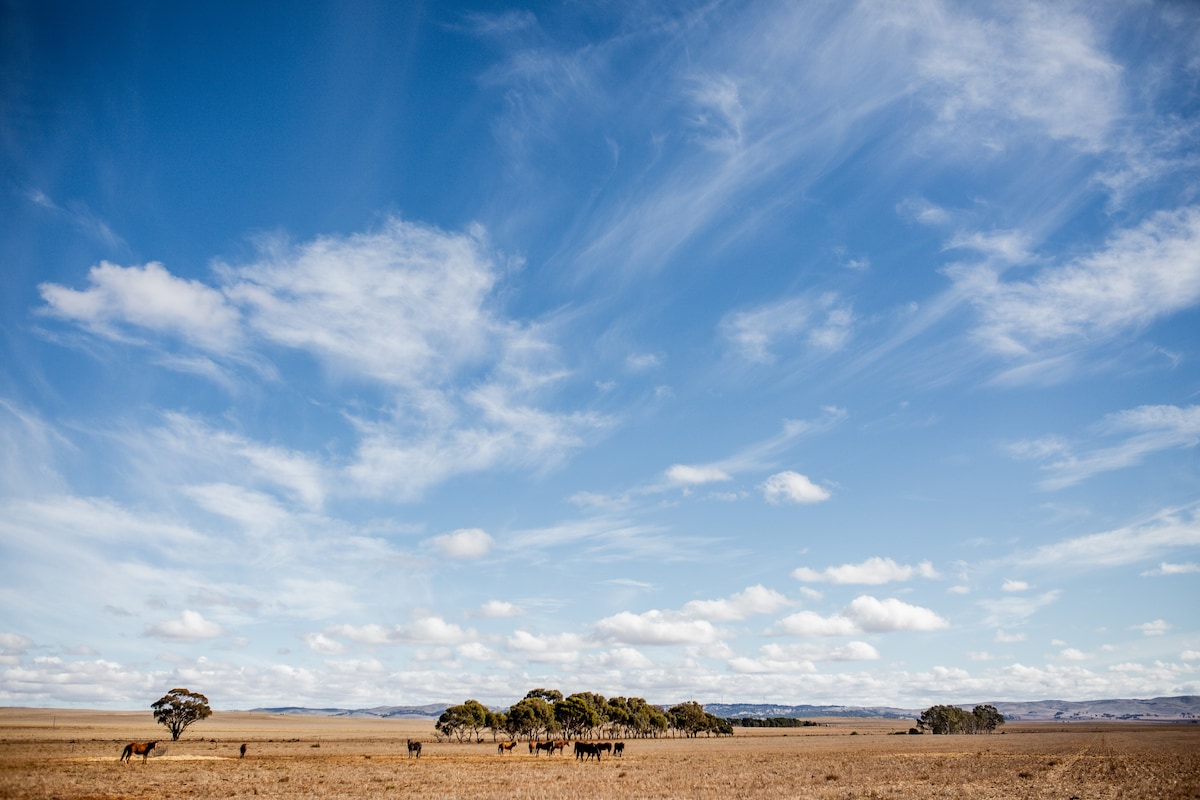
[706,703,917,719]
[987,695,1199,721]
[251,704,451,719]
[249,695,1199,722]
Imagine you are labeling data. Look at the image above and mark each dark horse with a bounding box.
[239,743,247,759]
[406,739,422,758]
[119,741,157,763]
[574,741,601,761]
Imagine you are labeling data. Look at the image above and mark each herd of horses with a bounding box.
[118,736,623,763]
[500,739,624,761]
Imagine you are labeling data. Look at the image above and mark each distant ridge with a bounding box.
[249,695,1198,722]
[251,704,451,719]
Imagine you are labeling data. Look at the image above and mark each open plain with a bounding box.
[1,707,1198,799]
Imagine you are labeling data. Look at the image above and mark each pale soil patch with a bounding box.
[2,708,1198,799]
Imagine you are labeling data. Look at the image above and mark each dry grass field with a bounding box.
[2,707,1198,799]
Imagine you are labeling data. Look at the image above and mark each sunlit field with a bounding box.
[2,708,1198,799]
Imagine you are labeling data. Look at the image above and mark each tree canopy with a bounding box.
[151,687,212,741]
[918,704,1006,734]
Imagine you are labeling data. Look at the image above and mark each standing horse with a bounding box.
[497,741,516,755]
[119,741,157,763]
[574,741,601,761]
[613,741,625,757]
[406,739,422,758]
[531,740,555,756]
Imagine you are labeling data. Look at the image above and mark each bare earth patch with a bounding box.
[2,708,1198,799]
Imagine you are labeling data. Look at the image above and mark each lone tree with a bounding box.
[152,688,212,741]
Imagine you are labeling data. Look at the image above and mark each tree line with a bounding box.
[917,704,1005,734]
[435,689,734,742]
[729,717,822,728]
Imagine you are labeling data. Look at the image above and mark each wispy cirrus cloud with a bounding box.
[901,1,1123,152]
[979,590,1061,628]
[1015,506,1200,570]
[953,207,1200,359]
[38,218,610,503]
[1008,404,1200,490]
[720,292,855,364]
[1141,562,1200,577]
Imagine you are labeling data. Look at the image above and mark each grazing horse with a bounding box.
[532,740,555,756]
[239,743,247,759]
[574,741,601,761]
[613,741,625,757]
[497,741,516,755]
[406,739,422,759]
[119,741,157,763]
[551,740,569,755]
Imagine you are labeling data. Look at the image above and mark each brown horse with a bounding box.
[406,739,422,758]
[119,741,157,763]
[531,740,555,756]
[239,743,247,759]
[497,741,516,754]
[551,740,569,755]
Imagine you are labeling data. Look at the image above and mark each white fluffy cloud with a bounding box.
[682,585,791,621]
[1134,619,1169,636]
[761,471,830,504]
[479,600,523,618]
[430,528,494,559]
[145,610,224,641]
[325,617,474,646]
[665,464,731,485]
[793,557,938,585]
[844,596,949,633]
[505,631,588,664]
[38,261,241,351]
[773,595,948,636]
[594,610,719,645]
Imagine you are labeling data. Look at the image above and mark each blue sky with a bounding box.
[2,0,1199,711]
